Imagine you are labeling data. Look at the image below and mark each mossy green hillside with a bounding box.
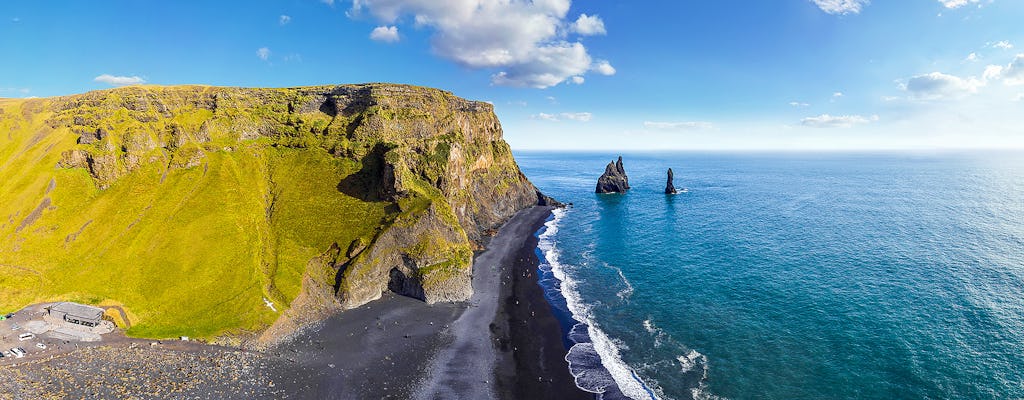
[0,84,539,340]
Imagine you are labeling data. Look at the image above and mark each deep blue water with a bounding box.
[516,151,1024,400]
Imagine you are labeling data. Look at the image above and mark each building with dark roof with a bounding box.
[48,302,104,328]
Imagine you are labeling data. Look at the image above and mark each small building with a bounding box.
[47,302,104,328]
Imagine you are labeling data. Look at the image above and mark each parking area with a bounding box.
[0,303,115,364]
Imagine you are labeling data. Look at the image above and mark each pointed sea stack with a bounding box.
[596,156,630,193]
[665,168,677,194]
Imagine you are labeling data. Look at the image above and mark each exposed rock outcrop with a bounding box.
[665,168,677,194]
[596,156,630,194]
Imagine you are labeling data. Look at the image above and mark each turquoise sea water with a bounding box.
[516,151,1024,400]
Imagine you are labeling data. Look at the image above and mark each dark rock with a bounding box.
[76,127,107,145]
[536,190,565,208]
[665,168,677,194]
[595,156,630,194]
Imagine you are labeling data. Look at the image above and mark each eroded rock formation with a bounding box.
[665,168,677,194]
[596,156,630,193]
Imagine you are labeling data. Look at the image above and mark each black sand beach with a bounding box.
[0,206,590,399]
[279,205,591,399]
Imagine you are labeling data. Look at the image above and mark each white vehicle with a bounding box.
[35,343,46,349]
[10,348,25,358]
[18,333,34,341]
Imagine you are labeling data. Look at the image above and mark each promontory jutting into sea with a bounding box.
[3,1,1023,399]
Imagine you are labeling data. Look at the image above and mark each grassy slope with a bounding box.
[0,96,387,339]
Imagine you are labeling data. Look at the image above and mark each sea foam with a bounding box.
[539,208,660,400]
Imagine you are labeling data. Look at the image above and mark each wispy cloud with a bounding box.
[810,0,869,15]
[801,114,878,128]
[939,0,983,9]
[0,87,31,95]
[789,101,811,107]
[901,71,985,99]
[643,121,714,130]
[279,15,292,25]
[257,47,271,61]
[992,40,1014,50]
[533,112,593,122]
[369,26,400,43]
[94,74,145,86]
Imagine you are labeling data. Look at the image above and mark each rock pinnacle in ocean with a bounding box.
[596,156,630,193]
[665,168,677,194]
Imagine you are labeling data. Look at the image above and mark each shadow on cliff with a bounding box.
[337,143,393,203]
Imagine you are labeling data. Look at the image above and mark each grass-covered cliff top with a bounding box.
[0,84,537,341]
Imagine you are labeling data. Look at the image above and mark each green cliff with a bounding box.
[0,84,543,343]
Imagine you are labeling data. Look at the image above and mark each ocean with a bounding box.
[515,151,1024,400]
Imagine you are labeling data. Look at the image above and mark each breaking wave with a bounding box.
[538,208,659,400]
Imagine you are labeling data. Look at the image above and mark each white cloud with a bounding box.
[348,0,611,88]
[643,121,714,130]
[999,54,1024,85]
[965,52,979,62]
[571,76,585,84]
[789,101,811,107]
[280,15,292,25]
[593,60,616,76]
[534,112,559,121]
[939,0,982,9]
[810,0,869,15]
[902,71,984,99]
[370,25,400,43]
[992,40,1014,50]
[984,64,1004,81]
[562,112,592,122]
[833,92,844,98]
[257,47,271,61]
[571,14,606,35]
[533,112,592,122]
[801,114,878,128]
[94,74,146,86]
[1012,93,1024,102]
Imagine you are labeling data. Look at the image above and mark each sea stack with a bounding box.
[596,156,630,193]
[665,168,677,194]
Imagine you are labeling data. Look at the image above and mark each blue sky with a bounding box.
[1,0,1022,150]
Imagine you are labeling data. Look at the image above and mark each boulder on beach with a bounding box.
[665,168,677,194]
[596,156,630,194]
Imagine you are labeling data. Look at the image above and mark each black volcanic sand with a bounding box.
[272,294,463,399]
[0,206,591,399]
[278,206,591,399]
[493,208,593,400]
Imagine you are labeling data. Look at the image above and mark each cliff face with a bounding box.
[0,84,540,342]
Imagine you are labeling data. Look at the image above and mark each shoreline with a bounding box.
[0,206,591,399]
[493,208,593,399]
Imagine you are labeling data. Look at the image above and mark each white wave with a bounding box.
[677,350,705,374]
[643,319,656,334]
[539,208,659,400]
[611,264,635,300]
